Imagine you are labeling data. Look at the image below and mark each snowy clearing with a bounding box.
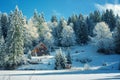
[17,44,120,71]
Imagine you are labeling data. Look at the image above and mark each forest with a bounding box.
[0,6,120,70]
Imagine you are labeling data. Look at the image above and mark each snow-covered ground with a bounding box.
[17,44,120,71]
[1,44,120,80]
[0,70,120,80]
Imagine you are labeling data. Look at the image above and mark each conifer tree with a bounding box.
[76,14,89,44]
[66,48,72,64]
[5,6,24,69]
[114,19,120,54]
[0,13,9,39]
[55,48,67,70]
[102,9,116,31]
[0,36,5,67]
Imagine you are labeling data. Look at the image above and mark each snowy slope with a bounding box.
[17,44,120,71]
[1,44,120,80]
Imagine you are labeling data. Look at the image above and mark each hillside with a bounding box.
[17,44,120,71]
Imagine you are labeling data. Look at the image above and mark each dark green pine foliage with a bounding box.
[86,10,101,36]
[51,15,58,22]
[0,13,9,40]
[75,14,89,44]
[66,48,72,64]
[56,17,65,46]
[67,17,72,25]
[92,10,101,24]
[102,9,116,31]
[0,15,5,67]
[114,19,120,54]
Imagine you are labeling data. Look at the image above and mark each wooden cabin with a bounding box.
[31,42,49,56]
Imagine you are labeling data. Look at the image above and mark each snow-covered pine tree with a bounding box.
[0,15,5,67]
[114,19,120,54]
[54,48,67,70]
[56,17,66,46]
[0,36,5,67]
[61,23,76,47]
[27,49,32,59]
[50,15,58,46]
[66,48,72,64]
[93,22,113,54]
[4,6,24,69]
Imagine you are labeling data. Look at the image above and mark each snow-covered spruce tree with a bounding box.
[114,19,120,54]
[93,22,113,54]
[66,48,72,64]
[0,36,5,67]
[4,6,24,69]
[0,14,5,67]
[56,17,66,46]
[54,48,67,70]
[61,22,76,47]
[50,15,58,46]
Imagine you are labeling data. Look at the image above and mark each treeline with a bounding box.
[0,6,120,69]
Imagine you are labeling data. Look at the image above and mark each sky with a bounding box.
[0,0,119,21]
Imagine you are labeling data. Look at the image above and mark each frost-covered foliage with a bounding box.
[0,36,5,67]
[55,18,66,46]
[27,49,32,59]
[32,10,54,50]
[55,48,67,70]
[84,64,90,70]
[4,6,24,69]
[23,18,39,53]
[92,22,113,54]
[32,10,45,38]
[49,21,58,46]
[61,22,76,47]
[43,31,54,51]
[37,22,54,51]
